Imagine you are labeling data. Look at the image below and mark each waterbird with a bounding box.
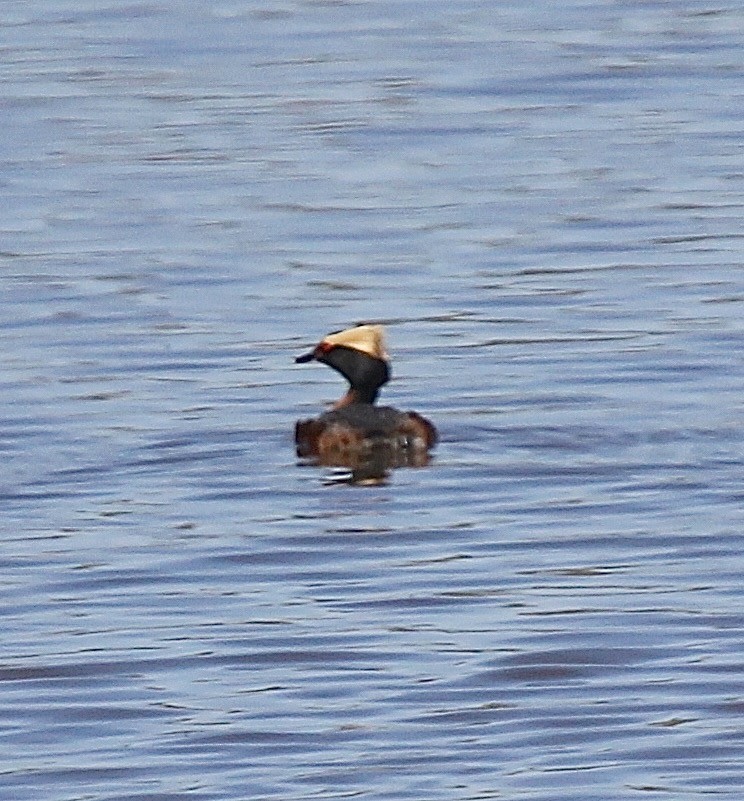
[294,324,437,469]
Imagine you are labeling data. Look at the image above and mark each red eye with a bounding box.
[316,342,334,355]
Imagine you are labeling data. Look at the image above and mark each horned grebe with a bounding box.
[294,324,437,469]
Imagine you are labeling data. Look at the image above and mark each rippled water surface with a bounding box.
[2,2,743,800]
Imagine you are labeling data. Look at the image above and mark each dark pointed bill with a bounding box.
[295,349,316,363]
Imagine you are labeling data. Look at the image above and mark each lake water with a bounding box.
[1,2,743,799]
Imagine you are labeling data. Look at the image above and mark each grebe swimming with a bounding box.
[294,324,437,469]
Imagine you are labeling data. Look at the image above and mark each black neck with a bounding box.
[353,384,380,405]
[320,346,389,406]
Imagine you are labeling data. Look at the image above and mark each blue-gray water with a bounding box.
[1,2,743,800]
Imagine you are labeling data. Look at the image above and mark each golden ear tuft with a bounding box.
[323,324,389,361]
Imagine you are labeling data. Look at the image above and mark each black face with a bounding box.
[296,344,389,404]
